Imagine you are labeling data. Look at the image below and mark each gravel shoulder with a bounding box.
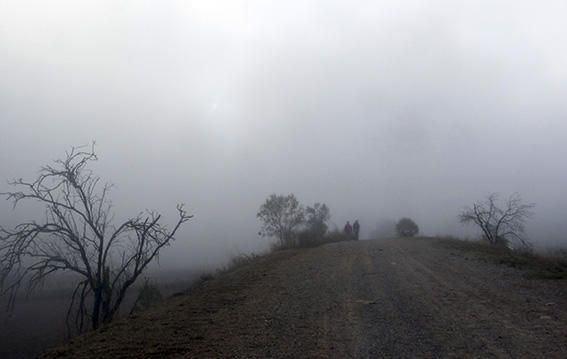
[44,238,567,358]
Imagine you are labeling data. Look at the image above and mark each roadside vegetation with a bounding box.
[437,236,567,280]
[130,279,163,315]
[257,193,350,249]
[0,145,191,332]
[194,253,265,287]
[396,218,419,237]
[197,193,355,292]
[459,193,534,249]
[373,193,565,280]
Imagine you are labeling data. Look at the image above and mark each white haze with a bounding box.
[1,0,567,271]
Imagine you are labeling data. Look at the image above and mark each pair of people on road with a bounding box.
[344,220,360,240]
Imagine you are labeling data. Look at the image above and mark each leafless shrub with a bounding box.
[0,145,191,332]
[459,193,534,249]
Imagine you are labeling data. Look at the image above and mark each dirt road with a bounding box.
[46,238,567,358]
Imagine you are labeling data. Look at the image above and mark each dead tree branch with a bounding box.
[459,193,534,248]
[0,145,192,332]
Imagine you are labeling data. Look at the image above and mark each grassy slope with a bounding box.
[434,236,567,280]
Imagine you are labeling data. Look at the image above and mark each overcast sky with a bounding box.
[1,0,567,269]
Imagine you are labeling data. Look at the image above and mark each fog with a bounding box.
[1,0,567,273]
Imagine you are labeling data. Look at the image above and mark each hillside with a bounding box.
[44,238,567,358]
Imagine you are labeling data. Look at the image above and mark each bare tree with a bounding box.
[0,145,191,332]
[257,193,305,248]
[459,193,534,248]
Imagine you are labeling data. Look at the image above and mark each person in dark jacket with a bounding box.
[353,220,360,240]
[344,221,353,239]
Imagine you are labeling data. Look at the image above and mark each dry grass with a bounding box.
[223,253,262,271]
[435,236,567,280]
[289,230,352,249]
[195,253,265,285]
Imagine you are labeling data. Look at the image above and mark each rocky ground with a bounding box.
[44,238,567,358]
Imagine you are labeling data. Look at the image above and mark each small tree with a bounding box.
[257,194,304,248]
[459,193,534,248]
[296,203,331,247]
[396,218,419,237]
[305,203,330,239]
[0,145,191,332]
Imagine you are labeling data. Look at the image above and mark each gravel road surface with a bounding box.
[45,238,567,358]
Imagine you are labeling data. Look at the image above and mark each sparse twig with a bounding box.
[460,193,534,248]
[0,145,192,332]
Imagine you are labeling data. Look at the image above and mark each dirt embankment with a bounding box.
[45,238,567,358]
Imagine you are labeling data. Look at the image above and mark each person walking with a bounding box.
[353,220,360,241]
[344,221,353,239]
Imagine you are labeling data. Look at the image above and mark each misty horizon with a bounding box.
[2,0,567,273]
